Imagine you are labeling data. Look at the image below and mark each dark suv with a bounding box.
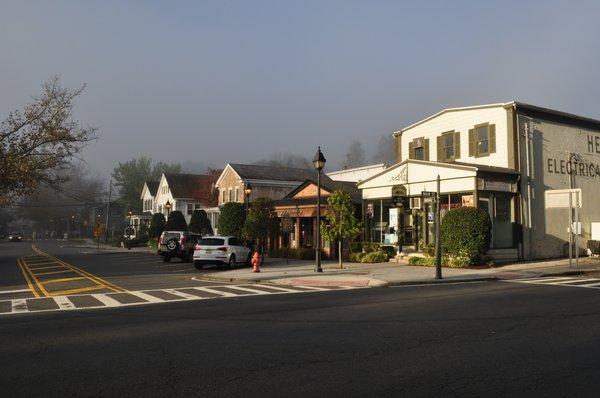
[158,231,200,263]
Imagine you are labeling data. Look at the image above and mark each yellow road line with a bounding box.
[20,261,51,297]
[28,265,64,271]
[31,244,125,293]
[41,276,87,285]
[51,285,107,296]
[17,258,41,298]
[35,269,74,276]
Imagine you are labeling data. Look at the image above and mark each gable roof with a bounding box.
[163,173,218,205]
[228,163,317,182]
[277,176,361,205]
[146,181,159,196]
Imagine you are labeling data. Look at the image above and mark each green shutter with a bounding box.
[423,139,430,161]
[437,135,444,161]
[408,141,415,159]
[454,131,461,159]
[468,128,476,157]
[489,124,496,153]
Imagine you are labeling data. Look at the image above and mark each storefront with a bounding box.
[358,160,520,258]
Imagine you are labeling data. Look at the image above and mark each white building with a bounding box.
[327,163,387,183]
[359,102,600,261]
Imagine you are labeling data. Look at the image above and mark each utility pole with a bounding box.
[104,179,112,244]
[435,175,442,279]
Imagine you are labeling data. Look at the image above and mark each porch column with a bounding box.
[294,217,300,248]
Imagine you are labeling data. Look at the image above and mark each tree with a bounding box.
[165,210,187,231]
[189,210,213,236]
[254,152,312,169]
[243,198,280,254]
[372,134,396,165]
[218,202,246,237]
[320,190,362,268]
[343,140,366,169]
[112,156,181,213]
[148,213,166,238]
[0,76,98,203]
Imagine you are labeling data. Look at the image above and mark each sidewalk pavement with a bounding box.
[197,256,600,288]
[62,239,156,254]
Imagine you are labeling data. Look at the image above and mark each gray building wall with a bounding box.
[518,112,600,259]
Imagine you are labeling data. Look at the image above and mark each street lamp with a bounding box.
[313,146,326,273]
[165,201,172,217]
[244,182,253,213]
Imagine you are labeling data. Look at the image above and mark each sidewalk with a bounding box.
[197,256,600,288]
[62,239,155,254]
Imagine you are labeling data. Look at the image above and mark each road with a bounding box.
[2,241,600,396]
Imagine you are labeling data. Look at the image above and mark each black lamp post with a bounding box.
[244,182,253,214]
[313,147,326,272]
[165,201,171,217]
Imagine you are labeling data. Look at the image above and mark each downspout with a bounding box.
[516,105,533,260]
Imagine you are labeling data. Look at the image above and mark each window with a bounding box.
[222,189,226,203]
[234,187,240,202]
[437,131,460,161]
[408,137,429,161]
[469,123,496,157]
[187,204,194,215]
[195,204,201,210]
[228,189,233,203]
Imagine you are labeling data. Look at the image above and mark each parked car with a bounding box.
[192,236,252,270]
[8,233,23,242]
[157,231,201,263]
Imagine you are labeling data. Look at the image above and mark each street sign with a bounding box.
[422,191,437,198]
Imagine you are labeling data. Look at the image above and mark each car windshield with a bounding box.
[162,232,181,241]
[198,238,225,246]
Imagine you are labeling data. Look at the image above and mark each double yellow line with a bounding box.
[18,244,125,297]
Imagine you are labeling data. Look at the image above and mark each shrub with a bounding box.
[362,242,380,253]
[588,240,600,255]
[148,213,166,239]
[422,243,435,257]
[295,248,316,260]
[408,256,421,266]
[147,238,158,248]
[165,210,187,231]
[379,245,396,259]
[407,256,436,267]
[360,250,389,263]
[349,252,365,262]
[218,202,246,237]
[446,254,470,268]
[441,207,491,264]
[349,241,362,253]
[189,210,213,236]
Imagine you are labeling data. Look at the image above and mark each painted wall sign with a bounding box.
[388,166,408,183]
[462,195,475,207]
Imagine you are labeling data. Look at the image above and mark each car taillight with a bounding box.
[194,245,201,250]
[217,247,227,252]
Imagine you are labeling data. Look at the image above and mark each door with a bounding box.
[478,197,493,248]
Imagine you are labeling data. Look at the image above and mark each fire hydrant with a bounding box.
[251,251,261,273]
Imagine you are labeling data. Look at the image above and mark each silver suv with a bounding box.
[158,231,201,263]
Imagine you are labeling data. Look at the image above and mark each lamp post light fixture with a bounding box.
[165,201,172,217]
[312,146,326,273]
[244,182,253,213]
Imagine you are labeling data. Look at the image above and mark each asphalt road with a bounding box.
[2,268,600,397]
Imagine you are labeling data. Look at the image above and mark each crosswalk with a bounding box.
[0,284,358,316]
[504,276,600,289]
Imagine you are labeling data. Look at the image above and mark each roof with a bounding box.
[145,181,159,196]
[163,173,218,205]
[393,101,600,137]
[228,163,317,182]
[442,160,520,175]
[275,177,361,206]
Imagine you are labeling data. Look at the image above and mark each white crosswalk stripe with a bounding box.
[505,276,600,290]
[0,284,359,316]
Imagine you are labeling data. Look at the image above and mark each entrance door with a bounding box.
[479,198,493,247]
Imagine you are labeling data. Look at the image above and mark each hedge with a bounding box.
[441,207,491,264]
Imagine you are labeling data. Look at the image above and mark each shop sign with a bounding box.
[427,212,434,222]
[462,195,475,207]
[478,179,513,192]
[366,203,374,218]
[389,208,399,228]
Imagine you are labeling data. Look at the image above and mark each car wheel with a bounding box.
[193,261,204,270]
[228,254,236,270]
[166,238,179,253]
[163,256,171,263]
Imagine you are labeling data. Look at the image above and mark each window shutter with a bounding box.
[437,135,444,161]
[454,131,461,159]
[408,142,415,159]
[468,128,476,157]
[423,139,430,161]
[489,124,496,153]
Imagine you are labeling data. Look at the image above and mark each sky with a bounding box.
[1,0,600,176]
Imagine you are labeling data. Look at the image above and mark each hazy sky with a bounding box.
[2,0,600,175]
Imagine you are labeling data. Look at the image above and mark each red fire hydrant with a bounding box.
[251,251,261,273]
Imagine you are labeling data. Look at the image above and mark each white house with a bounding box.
[359,101,600,261]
